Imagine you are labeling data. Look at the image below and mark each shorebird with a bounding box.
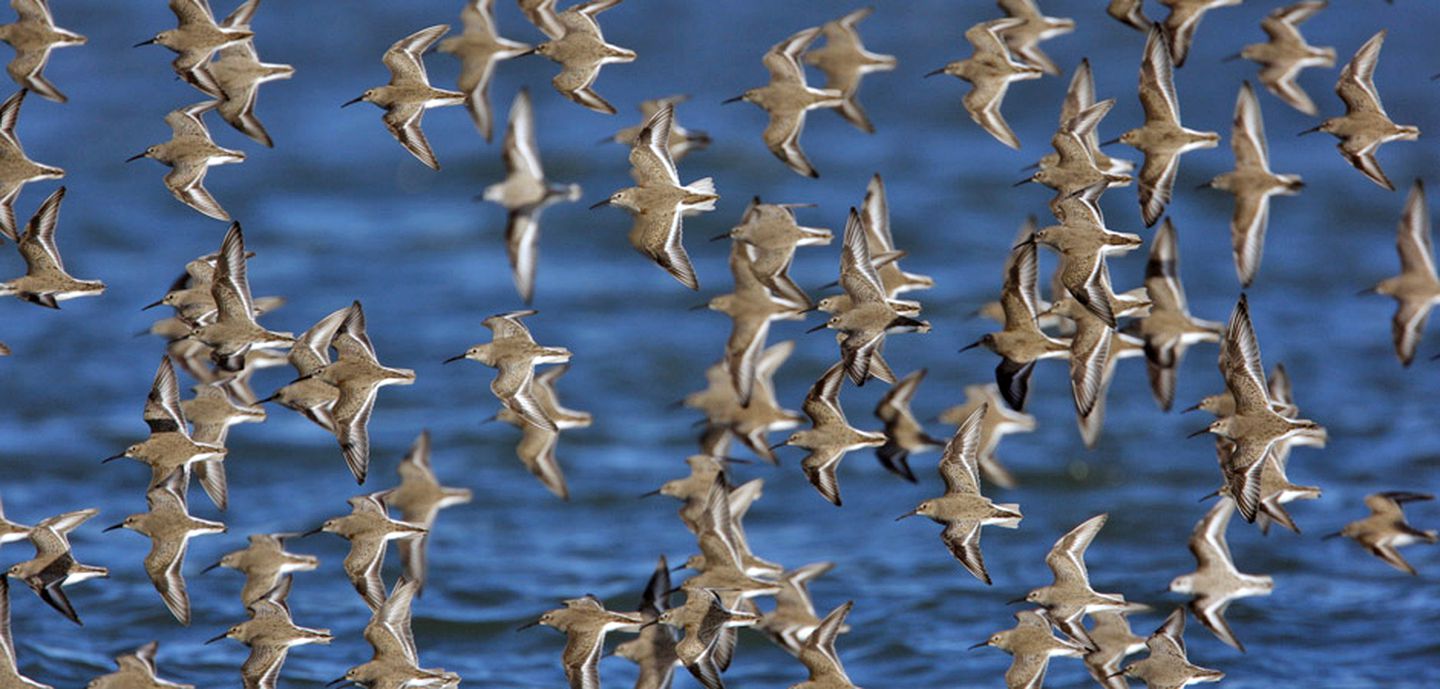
[1119,608,1225,689]
[107,357,227,499]
[8,507,107,625]
[697,478,783,580]
[758,562,846,657]
[87,641,193,689]
[608,95,710,162]
[1083,610,1148,689]
[1032,60,1134,183]
[1169,498,1273,651]
[1107,0,1151,31]
[183,382,265,511]
[205,532,318,607]
[206,581,333,689]
[1202,295,1327,522]
[438,0,531,141]
[726,26,843,177]
[788,601,857,689]
[311,493,427,611]
[679,481,782,602]
[996,0,1075,76]
[962,239,1070,411]
[136,0,252,88]
[1158,0,1242,68]
[193,0,294,147]
[899,404,1023,585]
[873,369,944,482]
[376,430,472,591]
[1326,492,1438,575]
[340,578,461,689]
[1042,286,1139,424]
[614,556,681,689]
[803,7,896,133]
[655,588,760,689]
[1366,181,1440,365]
[939,383,1037,489]
[309,301,416,484]
[1304,30,1419,191]
[1125,219,1222,411]
[1238,1,1335,116]
[816,209,929,386]
[106,473,226,626]
[127,101,244,221]
[189,224,293,371]
[719,196,832,311]
[482,88,581,304]
[0,578,50,689]
[262,305,345,432]
[972,609,1085,689]
[0,187,104,308]
[530,0,634,114]
[594,104,717,290]
[0,89,62,242]
[781,362,886,506]
[524,594,642,689]
[697,342,802,464]
[1207,82,1304,287]
[1018,514,1130,649]
[1118,26,1219,225]
[926,18,1042,150]
[0,0,85,103]
[343,24,464,170]
[653,455,729,535]
[1026,99,1131,211]
[708,242,806,405]
[497,363,590,500]
[859,174,934,298]
[446,309,571,432]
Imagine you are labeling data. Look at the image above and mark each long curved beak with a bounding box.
[442,354,466,364]
[687,303,710,312]
[638,619,660,630]
[325,677,350,688]
[133,39,155,47]
[1196,490,1219,503]
[1005,597,1026,605]
[924,67,946,78]
[1297,125,1322,137]
[300,526,325,538]
[637,489,662,499]
[516,620,541,632]
[1099,137,1121,147]
[201,560,223,574]
[721,95,744,104]
[101,453,125,463]
[709,232,731,242]
[958,339,984,353]
[102,523,125,532]
[1012,177,1031,187]
[141,299,164,310]
[125,152,148,163]
[805,323,828,334]
[588,199,610,210]
[1186,427,1211,439]
[895,510,919,522]
[204,632,228,645]
[968,641,989,650]
[341,95,364,108]
[1180,402,1202,413]
[1321,531,1343,541]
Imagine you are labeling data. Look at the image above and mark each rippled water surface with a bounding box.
[1,1,1439,687]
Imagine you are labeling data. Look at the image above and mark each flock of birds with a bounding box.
[0,0,1435,688]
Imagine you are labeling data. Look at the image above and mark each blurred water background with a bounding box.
[0,1,1438,687]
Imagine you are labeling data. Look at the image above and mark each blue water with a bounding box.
[0,1,1437,687]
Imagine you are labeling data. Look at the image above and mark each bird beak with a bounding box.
[958,339,984,353]
[101,453,125,463]
[1356,287,1377,296]
[669,564,688,572]
[895,510,919,521]
[721,95,744,104]
[638,619,660,630]
[141,299,164,310]
[256,393,279,404]
[768,442,787,451]
[1196,491,1219,503]
[636,489,662,499]
[516,620,541,631]
[709,232,731,242]
[204,632,228,645]
[515,48,537,58]
[201,561,223,574]
[341,95,364,108]
[442,354,466,364]
[325,678,350,688]
[924,67,945,78]
[1186,427,1211,439]
[687,303,710,312]
[1099,137,1121,147]
[102,523,125,532]
[133,39,155,47]
[1321,531,1343,541]
[588,199,611,210]
[1005,597,1026,605]
[805,323,828,334]
[1105,671,1127,679]
[1012,178,1031,187]
[1180,402,1202,413]
[300,526,325,538]
[968,641,989,650]
[125,152,148,163]
[1297,125,1322,137]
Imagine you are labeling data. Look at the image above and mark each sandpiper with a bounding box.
[700,342,802,464]
[347,578,462,689]
[107,357,227,499]
[782,362,886,506]
[859,174,934,298]
[1207,82,1304,287]
[1238,1,1335,115]
[996,0,1075,76]
[1125,219,1221,411]
[711,479,783,579]
[524,594,642,689]
[789,601,857,689]
[1018,514,1130,649]
[8,507,107,625]
[1026,99,1130,212]
[939,383,1037,489]
[1326,492,1437,575]
[0,0,85,102]
[926,17,1041,149]
[803,7,895,134]
[0,578,51,689]
[0,89,61,242]
[437,0,531,141]
[310,301,417,485]
[1032,60,1134,184]
[595,104,718,290]
[136,0,252,88]
[653,455,728,535]
[205,532,318,607]
[530,0,634,114]
[1169,497,1273,652]
[1119,27,1218,226]
[608,95,710,162]
[206,581,333,689]
[1366,181,1440,365]
[679,482,782,602]
[190,224,294,371]
[614,556,680,689]
[193,0,294,147]
[962,239,1070,412]
[343,24,464,170]
[1304,30,1419,191]
[87,641,193,689]
[262,305,346,432]
[726,26,843,177]
[758,561,846,656]
[105,473,226,626]
[1158,0,1241,68]
[497,363,590,500]
[972,609,1085,689]
[1083,610,1148,689]
[445,309,571,432]
[873,369,944,482]
[483,88,581,304]
[376,430,473,591]
[127,101,244,221]
[0,187,104,308]
[709,242,806,406]
[1042,289,1138,426]
[1119,608,1225,689]
[311,493,427,611]
[899,404,1024,585]
[1107,0,1151,31]
[184,382,265,511]
[655,588,760,689]
[720,196,832,311]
